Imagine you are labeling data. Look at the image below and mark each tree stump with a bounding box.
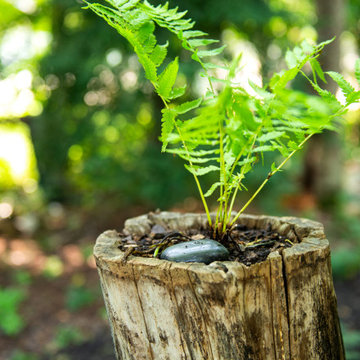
[94,212,344,360]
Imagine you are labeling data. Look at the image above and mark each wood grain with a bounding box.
[94,212,344,360]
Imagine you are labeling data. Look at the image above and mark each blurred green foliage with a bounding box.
[65,285,95,312]
[12,269,33,286]
[42,255,64,278]
[0,287,26,336]
[53,325,84,349]
[332,248,360,280]
[342,324,360,360]
[10,351,40,360]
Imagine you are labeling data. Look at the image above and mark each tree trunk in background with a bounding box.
[303,0,345,208]
[29,1,71,202]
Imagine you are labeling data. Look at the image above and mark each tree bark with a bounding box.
[94,212,344,360]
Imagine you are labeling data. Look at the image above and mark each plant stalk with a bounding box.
[159,95,213,227]
[222,125,262,231]
[230,134,313,227]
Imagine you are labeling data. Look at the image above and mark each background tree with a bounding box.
[302,0,346,209]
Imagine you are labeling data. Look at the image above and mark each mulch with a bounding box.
[118,223,294,266]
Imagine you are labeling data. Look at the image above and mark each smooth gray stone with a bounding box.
[160,239,229,264]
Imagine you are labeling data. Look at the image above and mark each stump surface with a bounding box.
[94,212,344,360]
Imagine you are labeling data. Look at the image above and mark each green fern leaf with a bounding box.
[136,21,156,51]
[345,91,360,104]
[121,0,141,10]
[287,140,300,151]
[248,80,274,100]
[161,108,176,152]
[238,157,257,166]
[185,156,218,164]
[157,58,179,98]
[184,164,219,176]
[203,63,228,71]
[105,0,128,7]
[257,131,285,142]
[126,8,150,28]
[181,30,208,39]
[270,68,298,92]
[196,45,226,58]
[316,38,335,50]
[175,98,202,114]
[310,58,326,83]
[285,49,298,69]
[188,39,219,47]
[308,80,341,108]
[252,145,276,153]
[204,182,222,197]
[355,59,360,86]
[326,71,355,97]
[166,148,217,157]
[84,2,158,82]
[149,43,168,66]
[168,85,187,100]
[170,19,194,30]
[232,102,257,131]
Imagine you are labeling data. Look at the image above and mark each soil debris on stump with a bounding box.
[118,223,294,266]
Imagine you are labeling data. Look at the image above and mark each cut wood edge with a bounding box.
[94,212,326,266]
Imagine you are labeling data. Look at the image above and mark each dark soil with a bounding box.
[335,274,360,331]
[118,223,293,266]
[41,329,115,360]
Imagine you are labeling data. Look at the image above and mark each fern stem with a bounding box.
[217,117,227,228]
[159,95,213,227]
[226,182,239,222]
[229,124,263,179]
[179,38,216,95]
[176,122,213,227]
[223,125,261,231]
[230,134,313,227]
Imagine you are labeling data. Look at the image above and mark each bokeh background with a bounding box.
[1,0,360,359]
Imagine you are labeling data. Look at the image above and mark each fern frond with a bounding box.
[204,182,222,197]
[168,85,187,100]
[257,131,285,142]
[149,43,168,66]
[188,39,219,47]
[327,72,354,95]
[310,58,326,83]
[166,148,218,157]
[184,164,219,176]
[157,58,179,99]
[84,1,158,82]
[84,1,358,232]
[181,30,208,39]
[355,59,360,86]
[160,108,176,152]
[196,46,227,59]
[175,98,202,114]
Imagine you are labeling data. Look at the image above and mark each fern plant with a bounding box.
[83,0,360,238]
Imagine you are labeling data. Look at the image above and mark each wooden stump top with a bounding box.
[94,211,329,269]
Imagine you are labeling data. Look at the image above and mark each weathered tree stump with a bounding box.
[94,212,344,360]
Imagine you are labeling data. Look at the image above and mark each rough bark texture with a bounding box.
[94,212,344,360]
